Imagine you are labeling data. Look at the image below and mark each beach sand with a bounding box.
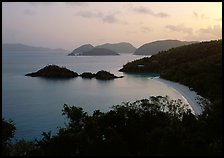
[152,77,204,115]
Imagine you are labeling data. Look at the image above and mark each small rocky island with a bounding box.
[25,65,123,80]
[95,70,123,80]
[25,65,78,78]
[80,70,123,80]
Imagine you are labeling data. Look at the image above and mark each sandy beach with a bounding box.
[152,77,204,115]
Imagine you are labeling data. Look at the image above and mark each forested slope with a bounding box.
[120,40,222,102]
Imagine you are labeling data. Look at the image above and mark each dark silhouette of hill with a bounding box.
[2,43,68,52]
[96,42,136,54]
[80,48,119,56]
[134,40,198,55]
[25,65,78,78]
[120,40,222,102]
[68,44,94,56]
[80,71,123,80]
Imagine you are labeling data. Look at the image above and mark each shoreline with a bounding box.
[152,77,204,115]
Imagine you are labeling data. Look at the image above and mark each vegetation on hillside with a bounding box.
[2,96,222,156]
[120,40,222,102]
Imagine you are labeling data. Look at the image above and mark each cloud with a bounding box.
[193,11,222,21]
[197,25,222,37]
[214,18,222,21]
[193,11,198,17]
[102,14,118,23]
[184,25,222,41]
[76,11,100,18]
[76,11,127,24]
[133,6,153,14]
[193,11,209,20]
[166,24,192,34]
[141,26,151,33]
[126,30,137,34]
[24,9,35,15]
[64,2,88,6]
[132,6,169,18]
[27,2,53,7]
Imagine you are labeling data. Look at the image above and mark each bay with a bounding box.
[2,51,189,141]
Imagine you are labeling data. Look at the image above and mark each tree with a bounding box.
[2,118,16,155]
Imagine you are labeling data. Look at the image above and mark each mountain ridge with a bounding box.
[80,47,119,56]
[134,40,198,55]
[96,42,136,54]
[68,42,136,56]
[2,43,68,52]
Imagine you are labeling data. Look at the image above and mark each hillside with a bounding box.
[68,44,94,56]
[2,43,68,52]
[79,48,119,56]
[120,40,222,102]
[134,40,198,55]
[96,42,136,54]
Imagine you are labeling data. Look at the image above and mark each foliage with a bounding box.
[2,96,222,156]
[120,40,222,102]
[2,119,38,156]
[2,118,16,144]
[27,96,221,156]
[2,118,16,155]
[119,40,222,156]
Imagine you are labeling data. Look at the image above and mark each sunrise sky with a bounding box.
[2,2,222,51]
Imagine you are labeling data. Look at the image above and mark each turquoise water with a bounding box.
[122,72,160,78]
[2,51,184,141]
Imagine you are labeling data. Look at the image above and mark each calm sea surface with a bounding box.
[2,51,186,141]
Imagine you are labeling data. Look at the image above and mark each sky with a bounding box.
[2,2,222,51]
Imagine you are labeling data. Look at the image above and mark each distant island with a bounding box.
[134,40,198,55]
[68,44,94,56]
[96,42,136,54]
[68,46,119,56]
[25,65,122,80]
[68,42,136,56]
[79,48,119,56]
[2,43,68,52]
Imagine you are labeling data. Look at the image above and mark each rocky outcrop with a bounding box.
[95,70,123,80]
[26,65,123,80]
[80,72,95,79]
[25,65,78,78]
[80,70,123,80]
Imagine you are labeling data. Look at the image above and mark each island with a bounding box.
[3,43,68,52]
[79,48,119,56]
[95,70,123,80]
[80,70,123,80]
[134,40,198,55]
[25,65,78,78]
[96,42,136,54]
[68,42,136,56]
[25,65,122,80]
[68,44,94,56]
[80,72,95,79]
